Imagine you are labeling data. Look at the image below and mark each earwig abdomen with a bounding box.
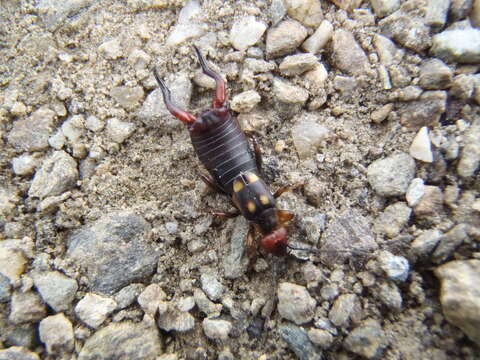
[190,111,258,194]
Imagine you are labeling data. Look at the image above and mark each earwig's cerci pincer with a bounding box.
[153,46,298,256]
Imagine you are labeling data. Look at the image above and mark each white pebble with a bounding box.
[230,16,267,51]
[406,178,425,207]
[409,127,433,163]
[301,20,333,54]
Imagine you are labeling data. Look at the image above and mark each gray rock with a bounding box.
[307,328,334,349]
[298,212,326,245]
[78,320,162,360]
[157,304,195,332]
[36,0,93,31]
[200,273,224,301]
[431,29,480,63]
[425,0,450,28]
[373,202,411,238]
[450,74,479,100]
[202,318,232,340]
[284,0,323,27]
[399,91,447,128]
[28,151,78,199]
[138,72,192,129]
[194,288,222,317]
[31,271,78,312]
[301,20,333,54]
[0,347,40,360]
[409,229,443,262]
[85,115,104,132]
[270,0,287,26]
[370,0,400,18]
[98,38,122,59]
[457,121,480,177]
[320,209,378,266]
[419,59,453,90]
[5,324,38,349]
[7,107,55,152]
[328,293,361,327]
[230,90,261,113]
[0,273,11,302]
[39,313,74,353]
[277,282,316,325]
[377,250,410,282]
[376,281,402,310]
[266,20,308,59]
[114,283,145,310]
[379,10,431,52]
[450,0,473,21]
[435,260,480,345]
[279,53,318,76]
[75,293,117,328]
[229,16,267,51]
[9,291,47,324]
[432,224,469,264]
[280,323,322,360]
[177,296,195,312]
[223,217,249,279]
[343,319,387,359]
[67,211,159,294]
[367,153,415,197]
[331,29,370,76]
[413,185,443,218]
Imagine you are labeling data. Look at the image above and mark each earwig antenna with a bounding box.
[287,244,370,256]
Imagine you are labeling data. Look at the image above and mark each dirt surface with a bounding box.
[1,0,479,359]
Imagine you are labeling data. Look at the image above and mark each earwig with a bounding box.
[154,46,297,256]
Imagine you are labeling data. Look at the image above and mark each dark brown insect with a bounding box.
[154,46,299,256]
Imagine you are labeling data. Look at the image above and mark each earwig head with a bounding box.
[260,227,288,256]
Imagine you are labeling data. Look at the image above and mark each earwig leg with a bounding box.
[212,209,241,218]
[153,68,196,125]
[193,45,227,109]
[273,183,305,198]
[196,169,227,195]
[244,130,263,173]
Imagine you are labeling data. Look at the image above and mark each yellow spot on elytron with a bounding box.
[260,194,269,205]
[233,180,244,192]
[246,172,259,183]
[247,201,256,213]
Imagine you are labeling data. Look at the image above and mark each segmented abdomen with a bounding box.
[190,115,257,194]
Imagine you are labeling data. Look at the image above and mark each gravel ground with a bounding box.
[1,0,480,359]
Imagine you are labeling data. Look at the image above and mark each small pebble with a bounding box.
[106,118,136,144]
[230,90,261,113]
[343,319,387,359]
[266,20,308,59]
[301,20,333,54]
[370,0,400,18]
[430,28,480,64]
[413,186,443,217]
[291,118,329,160]
[367,153,415,197]
[409,126,433,163]
[328,293,361,327]
[284,0,323,27]
[419,59,452,90]
[75,293,117,328]
[277,282,316,325]
[229,16,267,51]
[200,273,224,301]
[376,281,402,310]
[406,178,425,207]
[279,53,318,76]
[202,318,232,340]
[31,271,78,312]
[308,328,334,349]
[9,291,47,324]
[137,283,167,316]
[377,250,410,282]
[373,202,411,238]
[409,229,443,261]
[331,29,370,76]
[39,313,74,353]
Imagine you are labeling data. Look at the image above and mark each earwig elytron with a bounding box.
[154,46,298,256]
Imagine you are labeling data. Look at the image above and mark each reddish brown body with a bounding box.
[154,46,294,256]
